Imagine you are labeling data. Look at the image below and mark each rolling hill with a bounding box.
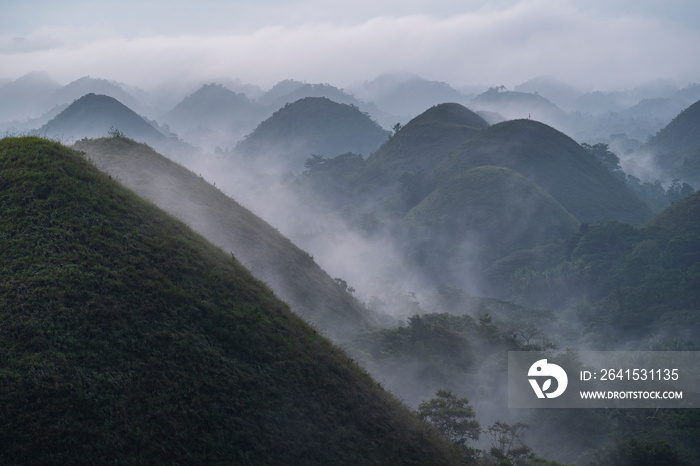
[73,135,378,338]
[235,96,390,173]
[644,189,700,237]
[162,83,263,150]
[634,99,700,186]
[470,87,567,124]
[366,103,489,185]
[431,119,653,225]
[0,71,60,121]
[0,136,460,464]
[404,166,579,286]
[39,93,168,145]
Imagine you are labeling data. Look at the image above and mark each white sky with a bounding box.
[1,0,699,90]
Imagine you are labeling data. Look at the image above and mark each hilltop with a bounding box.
[162,83,262,150]
[367,103,489,185]
[39,93,167,145]
[431,119,653,225]
[0,136,460,464]
[235,96,390,173]
[74,135,378,337]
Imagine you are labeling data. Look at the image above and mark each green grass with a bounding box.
[0,137,461,464]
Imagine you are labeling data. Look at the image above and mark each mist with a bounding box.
[3,0,700,92]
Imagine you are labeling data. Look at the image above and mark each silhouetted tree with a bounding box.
[418,389,480,455]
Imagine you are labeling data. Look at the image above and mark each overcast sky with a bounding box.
[1,0,699,91]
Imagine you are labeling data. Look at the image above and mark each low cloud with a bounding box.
[1,0,699,91]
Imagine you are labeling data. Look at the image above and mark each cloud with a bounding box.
[1,0,699,90]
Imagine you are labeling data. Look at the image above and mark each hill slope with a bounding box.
[404,166,579,285]
[635,99,700,186]
[432,119,653,225]
[39,93,167,145]
[73,136,377,337]
[235,96,390,173]
[162,83,262,149]
[0,137,459,464]
[644,189,700,236]
[366,103,489,184]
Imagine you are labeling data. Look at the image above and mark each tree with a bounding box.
[418,389,480,453]
[485,421,533,463]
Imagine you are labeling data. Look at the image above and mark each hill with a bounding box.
[49,77,146,115]
[0,71,60,121]
[644,189,700,236]
[73,136,377,338]
[431,119,653,225]
[235,96,390,173]
[470,87,567,123]
[352,73,467,119]
[366,103,489,185]
[162,83,263,150]
[39,93,168,145]
[0,136,460,464]
[635,99,700,186]
[404,166,579,286]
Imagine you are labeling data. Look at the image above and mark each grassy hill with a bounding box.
[404,166,579,285]
[366,103,489,185]
[235,96,390,173]
[0,136,460,464]
[73,135,377,338]
[431,119,653,225]
[636,99,700,186]
[39,93,167,145]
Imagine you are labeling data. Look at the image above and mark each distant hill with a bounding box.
[514,76,583,112]
[352,73,467,119]
[294,103,489,216]
[39,93,167,145]
[162,83,263,149]
[235,96,390,173]
[431,119,653,225]
[470,87,567,125]
[48,76,145,114]
[37,93,193,158]
[634,99,700,186]
[0,71,60,121]
[404,166,579,286]
[74,136,378,337]
[366,103,489,185]
[0,136,459,464]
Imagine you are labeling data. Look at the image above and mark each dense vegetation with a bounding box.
[0,137,461,464]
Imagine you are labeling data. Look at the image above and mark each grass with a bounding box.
[0,136,461,464]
